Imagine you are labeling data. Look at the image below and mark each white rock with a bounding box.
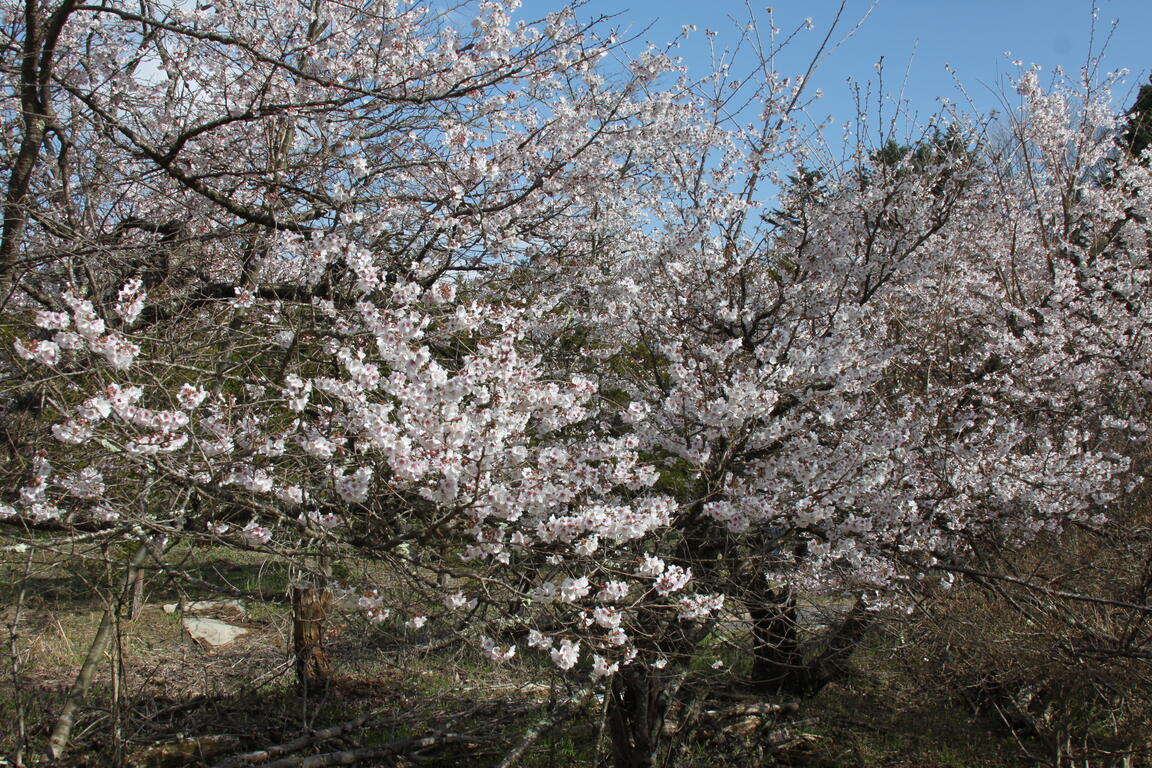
[182,617,249,646]
[163,599,247,618]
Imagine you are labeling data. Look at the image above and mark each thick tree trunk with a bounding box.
[292,585,332,693]
[748,592,873,696]
[749,587,803,694]
[606,664,667,768]
[802,598,873,695]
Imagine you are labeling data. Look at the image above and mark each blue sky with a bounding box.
[517,0,1152,136]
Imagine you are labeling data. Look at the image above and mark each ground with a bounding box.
[1,541,1043,767]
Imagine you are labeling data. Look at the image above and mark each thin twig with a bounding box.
[46,542,150,760]
[934,562,1152,614]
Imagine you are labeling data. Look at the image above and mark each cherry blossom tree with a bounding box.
[4,0,1152,764]
[535,61,1152,765]
[0,0,706,757]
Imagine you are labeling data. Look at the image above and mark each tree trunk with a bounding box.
[606,664,667,768]
[128,567,145,620]
[802,598,873,695]
[292,585,332,694]
[749,587,803,694]
[749,592,873,696]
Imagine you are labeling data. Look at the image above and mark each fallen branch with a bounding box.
[251,733,470,768]
[211,707,390,768]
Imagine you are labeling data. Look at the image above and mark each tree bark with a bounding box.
[802,598,873,695]
[749,587,803,694]
[606,664,667,768]
[0,0,77,287]
[128,566,145,620]
[292,585,332,693]
[748,591,873,696]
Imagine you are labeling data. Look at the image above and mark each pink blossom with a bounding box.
[241,522,272,546]
[654,565,692,595]
[550,638,580,670]
[35,311,70,330]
